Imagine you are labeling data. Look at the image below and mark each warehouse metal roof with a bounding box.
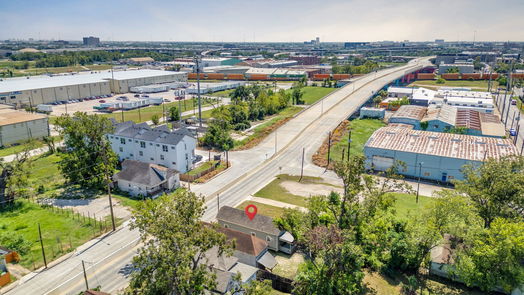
[0,70,185,93]
[365,127,518,161]
[0,108,47,126]
[390,105,427,121]
[422,105,457,125]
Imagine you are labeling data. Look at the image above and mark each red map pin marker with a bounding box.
[245,204,258,220]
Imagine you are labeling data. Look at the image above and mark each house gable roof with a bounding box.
[216,206,280,236]
[216,226,268,256]
[112,121,194,146]
[113,159,177,186]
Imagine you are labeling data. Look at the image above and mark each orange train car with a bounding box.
[481,73,499,80]
[313,74,330,81]
[511,73,524,80]
[226,74,245,80]
[461,73,482,80]
[441,73,460,80]
[206,73,225,80]
[416,73,435,80]
[332,74,351,80]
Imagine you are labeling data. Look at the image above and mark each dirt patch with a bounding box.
[273,252,306,280]
[280,181,342,197]
[233,116,294,151]
[312,120,349,169]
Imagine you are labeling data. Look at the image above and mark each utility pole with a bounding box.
[299,147,305,182]
[217,194,220,212]
[82,260,89,290]
[102,148,116,231]
[416,162,423,204]
[326,132,332,167]
[121,108,124,122]
[347,129,352,160]
[194,54,203,127]
[38,223,47,268]
[138,107,141,122]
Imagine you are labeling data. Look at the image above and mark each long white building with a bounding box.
[0,69,187,106]
[108,121,197,173]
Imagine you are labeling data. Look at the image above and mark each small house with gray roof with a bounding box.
[107,121,197,173]
[216,206,295,254]
[113,159,179,197]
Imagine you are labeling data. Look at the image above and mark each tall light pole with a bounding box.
[416,162,423,204]
[194,54,203,127]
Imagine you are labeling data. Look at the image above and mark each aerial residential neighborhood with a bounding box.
[0,1,523,295]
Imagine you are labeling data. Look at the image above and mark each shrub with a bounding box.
[0,231,32,255]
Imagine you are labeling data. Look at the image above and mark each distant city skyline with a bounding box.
[1,0,523,42]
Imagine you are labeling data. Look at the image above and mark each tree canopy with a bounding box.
[126,191,232,295]
[55,112,117,189]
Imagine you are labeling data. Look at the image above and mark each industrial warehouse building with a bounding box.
[364,126,518,183]
[0,70,187,106]
[0,105,49,146]
[388,105,506,137]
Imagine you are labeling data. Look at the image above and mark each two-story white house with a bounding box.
[107,121,197,173]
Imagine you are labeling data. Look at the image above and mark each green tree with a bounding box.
[55,112,117,189]
[0,147,34,204]
[436,77,446,84]
[201,120,234,151]
[0,231,32,255]
[168,106,180,122]
[228,277,272,295]
[445,67,460,73]
[454,218,524,293]
[373,96,383,107]
[151,114,160,125]
[454,156,524,228]
[126,191,232,295]
[294,225,365,295]
[291,87,304,105]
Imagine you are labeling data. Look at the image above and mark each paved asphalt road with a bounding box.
[3,57,432,295]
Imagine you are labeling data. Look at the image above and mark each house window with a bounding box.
[156,144,160,147]
[128,139,132,142]
[140,141,146,148]
[251,232,256,237]
[120,138,126,144]
[160,155,165,160]
[149,143,153,146]
[119,147,123,152]
[171,146,175,150]
[130,153,133,157]
[172,162,176,165]
[139,151,143,156]
[109,136,113,139]
[266,236,272,242]
[162,145,168,152]
[150,157,154,161]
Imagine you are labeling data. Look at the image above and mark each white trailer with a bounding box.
[36,104,53,113]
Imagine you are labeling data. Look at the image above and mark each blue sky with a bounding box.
[1,0,523,42]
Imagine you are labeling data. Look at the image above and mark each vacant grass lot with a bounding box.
[408,80,498,91]
[236,201,286,219]
[234,106,303,150]
[0,200,100,269]
[288,86,337,105]
[329,119,386,162]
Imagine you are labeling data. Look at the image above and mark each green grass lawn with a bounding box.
[187,160,221,176]
[0,141,44,158]
[236,201,286,219]
[28,153,64,190]
[329,119,385,162]
[209,89,235,98]
[289,86,337,105]
[234,106,303,149]
[392,193,435,219]
[182,108,214,120]
[408,80,498,91]
[0,200,101,269]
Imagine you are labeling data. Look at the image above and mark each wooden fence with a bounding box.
[257,269,294,293]
[180,161,221,182]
